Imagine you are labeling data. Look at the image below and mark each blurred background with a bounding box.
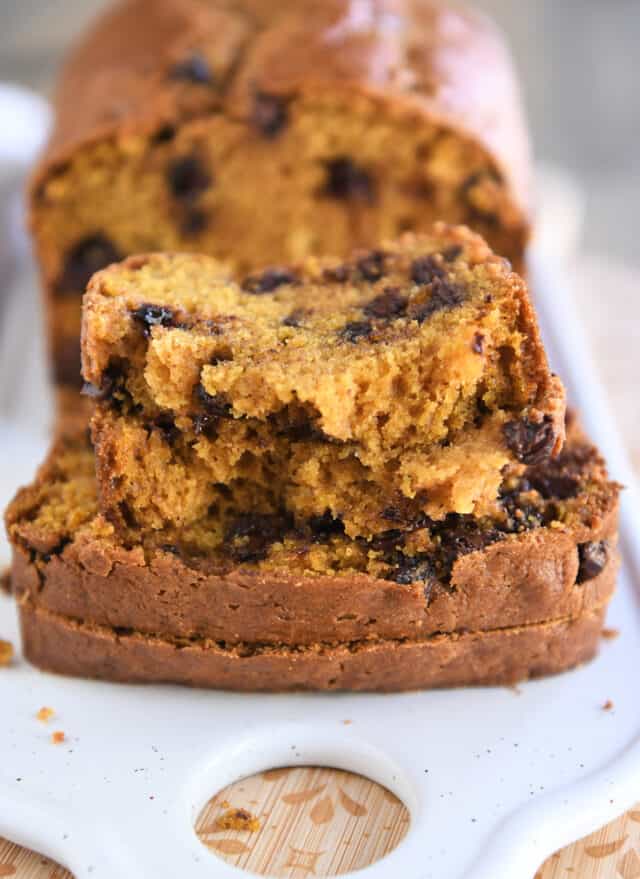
[0,0,638,461]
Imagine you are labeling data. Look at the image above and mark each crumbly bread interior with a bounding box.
[82,228,564,537]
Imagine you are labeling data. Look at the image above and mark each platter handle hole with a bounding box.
[195,764,410,876]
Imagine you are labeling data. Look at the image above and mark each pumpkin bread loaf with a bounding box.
[30,0,531,386]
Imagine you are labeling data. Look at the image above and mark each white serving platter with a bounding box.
[0,251,639,879]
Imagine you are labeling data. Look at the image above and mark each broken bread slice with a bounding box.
[82,226,565,538]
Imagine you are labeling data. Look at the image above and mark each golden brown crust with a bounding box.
[18,602,607,692]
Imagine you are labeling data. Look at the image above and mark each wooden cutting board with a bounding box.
[1,766,640,878]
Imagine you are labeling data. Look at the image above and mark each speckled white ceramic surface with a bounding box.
[0,255,639,879]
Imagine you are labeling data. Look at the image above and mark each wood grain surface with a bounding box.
[1,254,639,877]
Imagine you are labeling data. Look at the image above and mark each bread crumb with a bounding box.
[602,700,614,711]
[214,807,260,833]
[601,627,620,640]
[37,707,55,722]
[0,639,13,667]
[221,799,230,809]
[51,731,66,744]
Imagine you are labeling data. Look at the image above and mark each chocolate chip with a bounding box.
[503,417,556,465]
[363,287,408,320]
[308,511,346,541]
[442,245,463,262]
[225,513,292,563]
[242,268,298,294]
[191,413,219,438]
[527,472,580,501]
[195,383,232,418]
[251,91,290,138]
[167,156,212,203]
[472,333,484,354]
[169,53,214,84]
[339,320,374,343]
[131,303,176,337]
[413,277,467,322]
[152,125,176,144]
[180,208,209,237]
[152,413,180,446]
[323,264,352,283]
[323,157,376,204]
[56,234,122,294]
[410,255,446,286]
[356,250,387,282]
[390,556,435,586]
[369,529,406,554]
[577,541,608,583]
[282,308,308,328]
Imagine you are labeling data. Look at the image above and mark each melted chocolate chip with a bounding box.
[167,156,212,203]
[339,320,374,343]
[152,413,180,446]
[391,556,435,586]
[169,53,214,84]
[152,125,176,144]
[56,234,122,295]
[503,417,556,466]
[364,288,408,320]
[472,333,485,354]
[323,264,352,283]
[225,512,292,563]
[323,158,376,204]
[180,208,209,237]
[308,511,346,541]
[357,250,387,282]
[527,471,580,501]
[195,383,232,418]
[131,303,176,337]
[442,245,463,262]
[410,255,446,286]
[577,541,608,583]
[242,268,298,294]
[252,91,290,138]
[282,307,308,328]
[413,277,467,323]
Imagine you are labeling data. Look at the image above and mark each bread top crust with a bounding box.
[32,0,531,221]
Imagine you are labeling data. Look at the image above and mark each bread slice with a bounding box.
[6,418,618,657]
[30,0,531,385]
[81,228,565,540]
[18,602,607,692]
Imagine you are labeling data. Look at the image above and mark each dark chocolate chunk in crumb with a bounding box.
[323,158,376,204]
[195,383,233,418]
[577,541,608,583]
[225,512,292,563]
[282,308,308,328]
[410,255,446,286]
[243,268,298,294]
[169,53,214,85]
[131,303,177,337]
[472,333,485,354]
[503,417,556,466]
[357,250,387,282]
[323,264,352,284]
[56,234,122,295]
[442,245,463,262]
[364,288,408,319]
[413,278,467,323]
[252,91,289,139]
[340,321,374,343]
[152,413,180,446]
[167,156,212,203]
[391,556,435,586]
[308,511,346,541]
